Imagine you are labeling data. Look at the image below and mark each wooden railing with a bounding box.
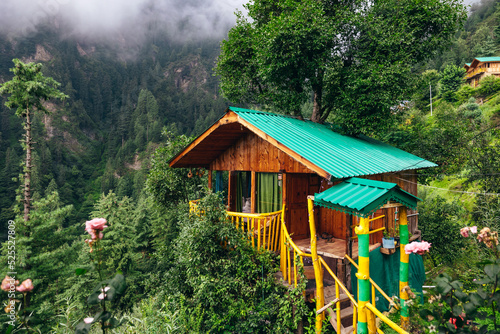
[279,215,313,287]
[226,209,283,252]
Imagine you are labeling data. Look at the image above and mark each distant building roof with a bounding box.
[467,57,500,69]
[169,107,437,180]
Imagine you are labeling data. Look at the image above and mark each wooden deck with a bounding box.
[293,237,381,260]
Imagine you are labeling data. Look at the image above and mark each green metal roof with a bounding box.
[230,107,437,179]
[314,177,421,217]
[474,57,500,62]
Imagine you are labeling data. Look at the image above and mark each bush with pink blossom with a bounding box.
[74,218,126,334]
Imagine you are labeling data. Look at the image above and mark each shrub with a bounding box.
[477,75,500,97]
[163,192,307,333]
[419,195,466,265]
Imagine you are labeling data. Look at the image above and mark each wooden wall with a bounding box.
[210,133,315,174]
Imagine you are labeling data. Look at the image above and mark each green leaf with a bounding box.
[485,264,500,280]
[469,293,483,306]
[104,317,124,329]
[75,321,91,334]
[436,281,452,295]
[95,311,111,322]
[75,268,87,275]
[454,290,468,302]
[464,302,477,316]
[87,291,100,305]
[109,273,126,294]
[452,305,463,317]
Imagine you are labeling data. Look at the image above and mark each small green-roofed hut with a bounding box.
[169,107,436,284]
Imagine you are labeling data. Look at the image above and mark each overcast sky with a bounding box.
[0,0,247,42]
[0,0,481,43]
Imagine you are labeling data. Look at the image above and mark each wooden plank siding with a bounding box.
[210,132,315,174]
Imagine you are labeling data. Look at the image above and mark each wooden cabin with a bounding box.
[169,107,436,283]
[465,57,500,87]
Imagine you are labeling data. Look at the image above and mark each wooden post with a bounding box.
[307,196,324,334]
[227,171,235,210]
[399,207,410,329]
[208,169,212,191]
[345,214,353,291]
[355,217,370,334]
[251,171,257,213]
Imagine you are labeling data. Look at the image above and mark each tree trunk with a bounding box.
[24,109,31,222]
[311,89,322,123]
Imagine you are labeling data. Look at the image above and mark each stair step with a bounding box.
[343,325,354,334]
[324,285,351,302]
[326,306,354,320]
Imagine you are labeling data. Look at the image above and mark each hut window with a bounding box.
[235,171,251,212]
[256,173,283,213]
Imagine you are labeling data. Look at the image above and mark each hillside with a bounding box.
[0,26,229,231]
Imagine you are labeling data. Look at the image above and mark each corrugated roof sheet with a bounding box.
[231,107,437,179]
[475,57,500,62]
[314,177,420,217]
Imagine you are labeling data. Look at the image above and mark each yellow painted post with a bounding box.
[307,196,325,333]
[355,217,370,334]
[336,282,341,334]
[399,207,410,329]
[262,218,267,249]
[280,223,286,279]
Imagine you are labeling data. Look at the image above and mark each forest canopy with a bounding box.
[215,0,467,133]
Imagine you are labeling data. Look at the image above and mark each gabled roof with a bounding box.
[468,57,500,69]
[169,107,437,180]
[314,177,420,217]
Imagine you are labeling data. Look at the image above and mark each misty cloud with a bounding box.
[0,0,246,42]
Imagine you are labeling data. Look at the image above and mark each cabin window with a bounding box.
[235,171,252,212]
[256,173,282,213]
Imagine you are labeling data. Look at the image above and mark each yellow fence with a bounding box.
[226,209,283,252]
[279,217,313,287]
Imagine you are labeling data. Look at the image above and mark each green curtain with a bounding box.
[351,247,426,312]
[256,173,282,213]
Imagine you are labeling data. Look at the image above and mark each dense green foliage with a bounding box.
[163,193,307,333]
[216,0,466,133]
[418,195,466,265]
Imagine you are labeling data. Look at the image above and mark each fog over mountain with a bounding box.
[0,0,246,42]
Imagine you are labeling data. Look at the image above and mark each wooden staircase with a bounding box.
[323,285,355,334]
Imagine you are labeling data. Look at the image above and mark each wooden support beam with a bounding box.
[208,169,212,191]
[251,171,256,213]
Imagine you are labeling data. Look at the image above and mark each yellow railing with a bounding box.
[279,217,313,287]
[189,200,283,253]
[345,254,399,311]
[466,67,486,79]
[317,256,358,334]
[226,209,283,252]
[365,303,409,334]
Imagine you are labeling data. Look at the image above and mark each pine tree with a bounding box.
[0,59,68,222]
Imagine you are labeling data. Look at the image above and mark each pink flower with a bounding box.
[16,279,33,293]
[85,218,107,241]
[470,226,478,234]
[405,241,431,255]
[84,317,94,324]
[460,227,470,238]
[85,218,107,232]
[98,286,110,300]
[1,276,18,292]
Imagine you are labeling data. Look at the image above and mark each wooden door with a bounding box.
[285,174,312,239]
